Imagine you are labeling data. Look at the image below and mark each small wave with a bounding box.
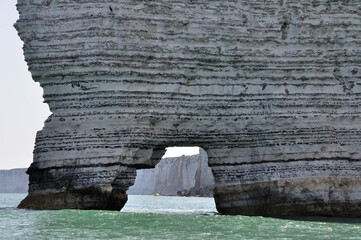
[122,208,217,216]
[0,207,19,211]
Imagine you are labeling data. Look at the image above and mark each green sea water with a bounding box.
[1,194,361,239]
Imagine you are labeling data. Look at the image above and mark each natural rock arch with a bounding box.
[127,147,214,197]
[16,0,361,216]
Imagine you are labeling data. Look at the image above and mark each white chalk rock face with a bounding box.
[16,0,361,216]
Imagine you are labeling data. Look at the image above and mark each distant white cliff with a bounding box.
[128,149,214,196]
[0,169,28,193]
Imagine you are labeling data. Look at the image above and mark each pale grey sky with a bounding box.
[0,0,50,170]
[0,1,198,170]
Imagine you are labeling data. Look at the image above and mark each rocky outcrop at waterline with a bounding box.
[16,0,361,216]
[177,185,214,198]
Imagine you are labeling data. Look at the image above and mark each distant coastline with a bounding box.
[1,151,214,196]
[0,168,28,193]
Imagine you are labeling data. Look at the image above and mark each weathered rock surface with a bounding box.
[16,0,361,216]
[0,169,28,193]
[128,149,214,196]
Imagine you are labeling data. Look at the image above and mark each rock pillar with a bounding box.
[208,147,361,217]
[18,125,165,210]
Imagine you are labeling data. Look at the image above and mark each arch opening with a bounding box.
[124,147,216,214]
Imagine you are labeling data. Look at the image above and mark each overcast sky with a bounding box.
[0,0,198,170]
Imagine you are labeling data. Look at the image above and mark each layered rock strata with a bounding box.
[16,0,361,216]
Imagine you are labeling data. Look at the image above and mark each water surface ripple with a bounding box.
[1,194,361,239]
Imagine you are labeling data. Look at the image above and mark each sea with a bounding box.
[1,194,361,239]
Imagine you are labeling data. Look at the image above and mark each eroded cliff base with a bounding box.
[214,177,361,217]
[18,186,127,211]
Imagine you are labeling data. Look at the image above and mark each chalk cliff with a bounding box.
[0,152,214,195]
[16,0,361,216]
[128,149,214,196]
[0,169,28,193]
